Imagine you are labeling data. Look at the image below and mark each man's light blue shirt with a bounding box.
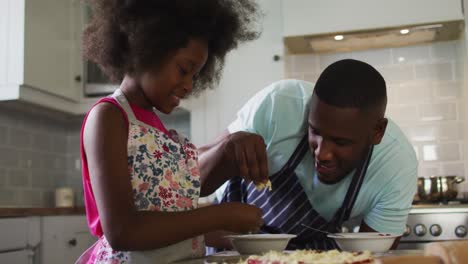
[225,79,418,234]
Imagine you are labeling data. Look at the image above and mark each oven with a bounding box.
[398,204,468,249]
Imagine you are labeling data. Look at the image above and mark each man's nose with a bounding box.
[314,138,333,161]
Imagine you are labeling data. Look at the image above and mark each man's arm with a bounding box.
[198,130,269,197]
[198,81,286,197]
[359,221,401,250]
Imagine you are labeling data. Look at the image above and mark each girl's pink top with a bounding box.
[80,97,169,237]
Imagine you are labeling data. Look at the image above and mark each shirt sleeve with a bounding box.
[215,83,277,202]
[363,165,417,234]
[227,83,277,144]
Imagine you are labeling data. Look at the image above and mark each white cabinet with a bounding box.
[40,215,96,264]
[0,250,31,264]
[0,217,40,264]
[189,0,284,146]
[0,0,94,115]
[282,0,464,37]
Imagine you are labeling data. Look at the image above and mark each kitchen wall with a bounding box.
[0,103,191,207]
[285,40,467,193]
[0,103,83,207]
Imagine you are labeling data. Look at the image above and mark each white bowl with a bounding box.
[327,232,400,253]
[225,234,297,255]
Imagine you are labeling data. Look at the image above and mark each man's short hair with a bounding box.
[314,59,387,111]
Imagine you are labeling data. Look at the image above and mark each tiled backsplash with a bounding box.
[0,103,191,207]
[285,40,467,193]
[0,103,83,207]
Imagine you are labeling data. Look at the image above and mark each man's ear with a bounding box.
[372,118,388,145]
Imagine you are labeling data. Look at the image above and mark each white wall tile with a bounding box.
[413,145,420,161]
[392,45,430,64]
[351,48,392,67]
[405,123,463,143]
[284,55,293,75]
[291,54,319,74]
[405,126,438,142]
[397,82,433,104]
[422,143,460,162]
[415,62,453,81]
[386,85,399,105]
[303,72,321,83]
[285,40,466,199]
[418,164,441,177]
[454,60,463,82]
[430,41,458,61]
[419,103,457,121]
[0,147,19,168]
[441,163,465,177]
[377,64,414,83]
[437,122,464,141]
[386,105,419,123]
[434,82,461,99]
[285,72,304,80]
[8,128,32,149]
[319,52,351,70]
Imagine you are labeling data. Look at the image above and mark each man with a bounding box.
[199,59,417,249]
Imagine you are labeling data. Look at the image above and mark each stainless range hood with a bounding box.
[284,20,464,54]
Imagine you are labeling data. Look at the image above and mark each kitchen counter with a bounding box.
[172,250,424,264]
[0,207,86,217]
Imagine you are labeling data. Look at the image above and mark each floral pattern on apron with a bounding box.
[89,90,204,263]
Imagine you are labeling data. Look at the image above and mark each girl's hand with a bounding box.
[219,202,264,233]
[224,131,269,185]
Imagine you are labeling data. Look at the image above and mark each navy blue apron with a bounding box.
[220,135,374,250]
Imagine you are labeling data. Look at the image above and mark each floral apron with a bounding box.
[77,89,204,264]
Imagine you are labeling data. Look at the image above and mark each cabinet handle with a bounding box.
[74,75,82,82]
[68,238,77,247]
[273,55,281,62]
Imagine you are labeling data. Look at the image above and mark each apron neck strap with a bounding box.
[279,134,309,174]
[328,145,374,230]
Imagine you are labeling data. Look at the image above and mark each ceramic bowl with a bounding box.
[327,232,400,253]
[225,234,297,255]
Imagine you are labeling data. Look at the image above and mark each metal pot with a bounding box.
[417,176,464,202]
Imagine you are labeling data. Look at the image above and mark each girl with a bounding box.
[79,0,263,263]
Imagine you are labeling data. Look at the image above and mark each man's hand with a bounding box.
[198,130,269,196]
[224,131,269,185]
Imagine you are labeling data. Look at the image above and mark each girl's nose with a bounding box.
[184,79,193,94]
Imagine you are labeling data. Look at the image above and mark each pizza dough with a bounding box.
[240,249,374,264]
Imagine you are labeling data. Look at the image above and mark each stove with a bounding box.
[398,203,468,249]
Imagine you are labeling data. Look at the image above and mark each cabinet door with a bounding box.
[0,218,29,251]
[190,0,284,146]
[0,250,30,264]
[41,215,96,264]
[63,230,97,263]
[23,0,83,101]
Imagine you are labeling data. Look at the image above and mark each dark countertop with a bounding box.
[0,207,86,217]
